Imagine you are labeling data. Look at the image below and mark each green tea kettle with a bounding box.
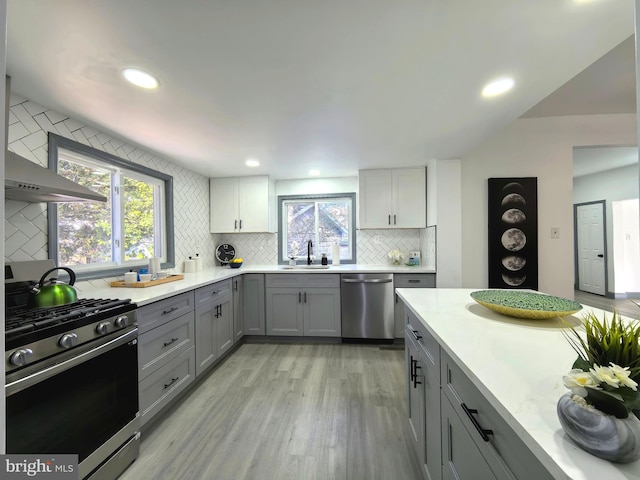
[28,267,78,309]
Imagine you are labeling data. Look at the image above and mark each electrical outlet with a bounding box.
[551,227,559,239]
[374,236,382,244]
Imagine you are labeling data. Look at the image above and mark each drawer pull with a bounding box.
[408,279,420,283]
[162,307,178,315]
[163,337,179,347]
[410,327,422,340]
[211,290,218,296]
[461,403,493,442]
[163,377,179,389]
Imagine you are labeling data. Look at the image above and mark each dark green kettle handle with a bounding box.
[38,267,76,287]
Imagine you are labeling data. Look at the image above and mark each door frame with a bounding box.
[573,200,608,296]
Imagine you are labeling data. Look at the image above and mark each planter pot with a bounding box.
[557,393,640,463]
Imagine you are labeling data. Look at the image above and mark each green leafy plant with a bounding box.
[562,311,640,418]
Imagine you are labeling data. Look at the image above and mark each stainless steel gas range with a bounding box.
[4,260,140,480]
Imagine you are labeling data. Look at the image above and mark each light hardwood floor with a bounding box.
[120,343,422,480]
[574,290,640,319]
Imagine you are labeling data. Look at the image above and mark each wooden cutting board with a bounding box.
[110,274,184,288]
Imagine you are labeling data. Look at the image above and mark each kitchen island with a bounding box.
[396,288,640,480]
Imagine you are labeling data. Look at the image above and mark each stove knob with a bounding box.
[9,348,33,367]
[114,315,129,329]
[95,321,112,335]
[59,333,79,349]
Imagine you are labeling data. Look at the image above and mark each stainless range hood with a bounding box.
[5,150,107,203]
[4,74,106,203]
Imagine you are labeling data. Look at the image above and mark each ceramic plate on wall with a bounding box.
[470,290,582,319]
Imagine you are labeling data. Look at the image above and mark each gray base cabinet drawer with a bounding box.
[441,350,553,480]
[137,291,195,334]
[195,279,232,307]
[139,346,196,426]
[265,273,340,288]
[138,312,195,379]
[394,274,435,338]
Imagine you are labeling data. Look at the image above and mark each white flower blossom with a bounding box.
[590,365,620,388]
[609,363,638,391]
[563,369,601,397]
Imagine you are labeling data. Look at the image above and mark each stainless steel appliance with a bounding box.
[5,260,139,480]
[341,273,394,339]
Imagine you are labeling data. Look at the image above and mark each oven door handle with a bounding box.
[5,327,138,396]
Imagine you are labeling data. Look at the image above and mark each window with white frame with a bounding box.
[278,193,356,264]
[48,133,174,278]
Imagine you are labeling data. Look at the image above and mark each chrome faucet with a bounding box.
[307,240,313,265]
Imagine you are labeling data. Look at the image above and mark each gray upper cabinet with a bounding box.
[359,168,426,229]
[210,176,276,233]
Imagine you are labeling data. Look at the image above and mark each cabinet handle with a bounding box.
[211,290,218,296]
[388,214,391,225]
[234,220,238,230]
[461,403,493,442]
[298,292,302,303]
[410,327,422,340]
[303,292,307,303]
[394,214,396,225]
[163,337,179,347]
[234,280,238,291]
[162,307,178,315]
[164,377,179,389]
[239,219,242,230]
[408,279,420,283]
[413,363,422,388]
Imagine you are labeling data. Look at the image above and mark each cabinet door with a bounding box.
[232,276,243,343]
[359,169,393,229]
[304,288,341,336]
[238,176,272,232]
[195,300,217,376]
[243,274,266,335]
[266,288,303,336]
[217,295,234,357]
[406,333,426,467]
[210,178,239,233]
[393,167,426,228]
[441,394,498,480]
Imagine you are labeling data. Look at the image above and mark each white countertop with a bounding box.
[395,288,640,480]
[78,264,435,306]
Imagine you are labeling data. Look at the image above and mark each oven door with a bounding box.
[6,328,139,479]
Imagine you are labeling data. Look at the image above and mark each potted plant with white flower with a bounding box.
[558,310,640,463]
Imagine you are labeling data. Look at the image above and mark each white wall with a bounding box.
[461,113,636,299]
[612,199,640,295]
[574,163,639,294]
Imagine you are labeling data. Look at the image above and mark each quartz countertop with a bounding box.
[395,288,639,480]
[77,264,435,306]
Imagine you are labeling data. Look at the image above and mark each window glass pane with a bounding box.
[285,202,315,258]
[57,158,112,266]
[318,200,351,258]
[123,176,156,261]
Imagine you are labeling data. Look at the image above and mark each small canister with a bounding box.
[184,257,195,273]
[194,253,203,272]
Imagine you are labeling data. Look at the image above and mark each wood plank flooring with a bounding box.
[574,290,640,319]
[120,343,422,480]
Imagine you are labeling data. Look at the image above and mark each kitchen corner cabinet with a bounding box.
[359,167,426,229]
[394,273,436,338]
[194,279,234,376]
[265,274,341,337]
[404,304,555,480]
[232,275,244,343]
[210,176,276,233]
[137,291,196,427]
[242,274,266,335]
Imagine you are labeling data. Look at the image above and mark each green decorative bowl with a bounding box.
[470,290,582,319]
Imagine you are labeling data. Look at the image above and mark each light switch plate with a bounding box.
[551,227,559,239]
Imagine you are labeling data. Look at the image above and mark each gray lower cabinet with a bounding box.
[243,274,266,335]
[194,279,234,376]
[394,273,435,338]
[137,292,196,426]
[405,302,555,480]
[265,274,341,336]
[232,275,243,343]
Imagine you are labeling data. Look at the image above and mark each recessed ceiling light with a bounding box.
[309,169,320,176]
[245,158,260,167]
[482,77,515,97]
[122,68,159,89]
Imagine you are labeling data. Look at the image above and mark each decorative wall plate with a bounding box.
[470,290,582,319]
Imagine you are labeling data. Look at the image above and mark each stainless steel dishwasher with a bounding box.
[341,273,394,339]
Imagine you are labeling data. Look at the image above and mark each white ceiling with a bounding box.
[6,0,636,180]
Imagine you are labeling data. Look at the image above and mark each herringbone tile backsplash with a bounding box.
[5,93,434,279]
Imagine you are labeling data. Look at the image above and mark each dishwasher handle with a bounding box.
[342,278,392,284]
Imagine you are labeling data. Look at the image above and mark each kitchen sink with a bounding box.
[282,265,331,269]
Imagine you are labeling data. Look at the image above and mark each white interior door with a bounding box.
[576,203,606,295]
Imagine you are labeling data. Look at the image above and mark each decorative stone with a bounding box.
[557,393,640,463]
